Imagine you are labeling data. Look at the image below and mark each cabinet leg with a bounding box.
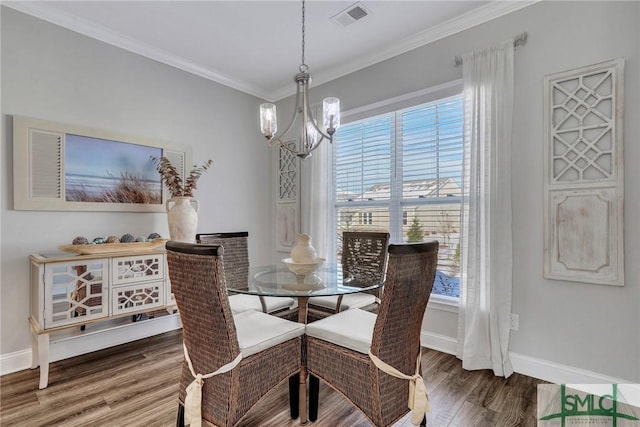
[37,333,50,389]
[30,329,39,369]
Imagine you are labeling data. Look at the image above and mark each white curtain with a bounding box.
[457,39,515,377]
[300,140,334,262]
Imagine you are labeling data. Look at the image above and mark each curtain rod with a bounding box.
[454,32,528,67]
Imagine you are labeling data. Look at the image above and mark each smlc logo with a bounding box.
[538,384,640,426]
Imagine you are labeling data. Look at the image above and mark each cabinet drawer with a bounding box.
[111,282,164,315]
[112,254,164,286]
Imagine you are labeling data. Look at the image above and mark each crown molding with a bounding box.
[4,0,538,102]
[3,1,271,100]
[268,0,539,101]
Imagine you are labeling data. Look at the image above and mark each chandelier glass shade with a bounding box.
[259,1,340,159]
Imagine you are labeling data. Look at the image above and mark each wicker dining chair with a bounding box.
[307,231,390,322]
[166,241,305,427]
[196,232,297,317]
[306,241,439,427]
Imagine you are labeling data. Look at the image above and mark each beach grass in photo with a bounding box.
[65,134,162,204]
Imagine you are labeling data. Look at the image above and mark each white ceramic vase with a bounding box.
[290,233,317,263]
[166,196,199,243]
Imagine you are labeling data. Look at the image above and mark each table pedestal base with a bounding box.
[297,296,309,425]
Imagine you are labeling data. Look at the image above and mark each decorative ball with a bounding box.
[106,235,120,244]
[120,233,136,243]
[72,236,89,245]
[148,232,161,240]
[93,237,106,244]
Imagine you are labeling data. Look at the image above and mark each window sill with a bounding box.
[427,294,459,313]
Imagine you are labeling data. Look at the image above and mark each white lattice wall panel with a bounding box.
[44,259,109,328]
[112,254,164,286]
[112,283,163,314]
[276,146,300,251]
[550,63,618,183]
[544,58,624,285]
[279,148,298,200]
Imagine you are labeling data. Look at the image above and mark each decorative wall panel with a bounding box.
[276,146,300,251]
[543,58,624,285]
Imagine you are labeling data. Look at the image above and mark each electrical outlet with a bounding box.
[511,314,519,331]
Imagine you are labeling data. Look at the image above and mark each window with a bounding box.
[357,212,373,225]
[333,94,463,298]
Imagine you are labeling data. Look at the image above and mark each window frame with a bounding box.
[331,80,463,304]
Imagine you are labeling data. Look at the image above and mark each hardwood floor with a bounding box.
[1,330,541,426]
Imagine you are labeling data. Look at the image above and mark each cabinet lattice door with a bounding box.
[44,259,109,328]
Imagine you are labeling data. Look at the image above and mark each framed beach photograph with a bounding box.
[13,116,190,212]
[64,135,162,204]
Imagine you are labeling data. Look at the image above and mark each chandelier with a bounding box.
[259,0,340,159]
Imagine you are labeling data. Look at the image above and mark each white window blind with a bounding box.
[333,94,463,298]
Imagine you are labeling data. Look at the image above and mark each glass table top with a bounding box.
[227,263,384,298]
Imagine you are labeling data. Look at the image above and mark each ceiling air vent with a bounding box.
[332,2,370,27]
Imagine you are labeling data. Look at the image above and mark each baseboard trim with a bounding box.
[421,331,457,356]
[509,352,635,385]
[0,349,33,376]
[420,334,636,385]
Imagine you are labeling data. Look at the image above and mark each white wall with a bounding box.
[288,1,639,381]
[1,8,274,358]
[507,1,638,383]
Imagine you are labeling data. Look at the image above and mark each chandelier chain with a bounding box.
[300,0,306,72]
[258,0,339,159]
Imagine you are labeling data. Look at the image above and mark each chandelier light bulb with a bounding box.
[323,97,340,134]
[260,103,277,139]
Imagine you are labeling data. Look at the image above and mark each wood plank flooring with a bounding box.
[1,330,542,426]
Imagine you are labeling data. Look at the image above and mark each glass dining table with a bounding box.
[228,263,384,324]
[226,262,384,425]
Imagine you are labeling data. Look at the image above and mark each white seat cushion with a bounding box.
[233,310,305,357]
[305,308,376,354]
[308,292,376,311]
[229,294,296,314]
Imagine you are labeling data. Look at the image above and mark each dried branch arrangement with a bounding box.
[151,156,213,197]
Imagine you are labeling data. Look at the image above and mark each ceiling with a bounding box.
[5,1,534,101]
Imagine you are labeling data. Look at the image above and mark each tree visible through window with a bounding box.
[406,216,424,242]
[333,94,463,298]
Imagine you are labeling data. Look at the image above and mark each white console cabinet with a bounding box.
[29,249,180,389]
